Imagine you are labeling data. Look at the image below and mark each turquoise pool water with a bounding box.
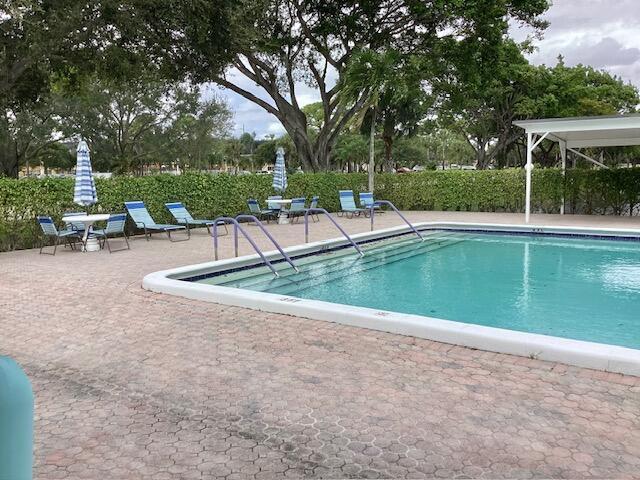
[197,231,640,350]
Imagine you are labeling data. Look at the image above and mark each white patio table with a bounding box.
[265,199,292,224]
[63,213,110,252]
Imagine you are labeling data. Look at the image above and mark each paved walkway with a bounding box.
[2,212,640,479]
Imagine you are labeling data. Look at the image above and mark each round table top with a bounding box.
[266,199,292,204]
[63,214,111,223]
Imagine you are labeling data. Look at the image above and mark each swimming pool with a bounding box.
[143,222,640,375]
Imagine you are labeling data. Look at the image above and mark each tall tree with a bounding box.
[0,0,235,176]
[207,0,548,172]
[436,39,538,169]
[57,74,232,173]
[342,51,432,174]
[439,36,640,169]
[0,0,78,176]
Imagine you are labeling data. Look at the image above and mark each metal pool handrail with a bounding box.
[235,215,299,272]
[211,216,298,277]
[304,208,364,257]
[369,200,424,241]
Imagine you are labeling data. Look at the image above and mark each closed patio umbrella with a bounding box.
[73,140,98,207]
[272,147,287,193]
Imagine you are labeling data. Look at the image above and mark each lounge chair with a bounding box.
[338,190,367,218]
[37,216,83,255]
[287,197,307,223]
[165,202,228,235]
[62,211,88,234]
[308,195,320,222]
[92,213,130,253]
[267,195,283,211]
[359,192,383,213]
[124,201,189,242]
[247,199,278,223]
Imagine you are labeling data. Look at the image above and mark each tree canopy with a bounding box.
[1,0,639,177]
[208,0,549,171]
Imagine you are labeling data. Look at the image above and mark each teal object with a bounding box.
[200,232,640,350]
[0,357,33,480]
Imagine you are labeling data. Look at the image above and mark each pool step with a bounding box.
[210,233,435,286]
[269,237,466,296]
[214,233,457,290]
[218,233,466,291]
[217,233,466,293]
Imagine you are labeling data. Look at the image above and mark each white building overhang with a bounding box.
[514,114,640,222]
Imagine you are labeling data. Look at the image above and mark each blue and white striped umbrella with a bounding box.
[272,147,288,192]
[73,140,98,206]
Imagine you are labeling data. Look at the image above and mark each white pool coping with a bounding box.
[143,221,640,377]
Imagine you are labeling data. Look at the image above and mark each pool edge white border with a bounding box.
[143,221,640,377]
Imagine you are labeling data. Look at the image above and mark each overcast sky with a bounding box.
[211,0,640,138]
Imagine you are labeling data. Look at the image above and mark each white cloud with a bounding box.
[516,0,640,86]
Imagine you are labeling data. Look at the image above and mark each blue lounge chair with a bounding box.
[267,195,283,211]
[359,192,382,213]
[165,202,228,235]
[124,201,189,242]
[62,211,88,234]
[287,197,307,223]
[308,195,320,222]
[338,190,367,218]
[247,199,278,223]
[37,216,82,255]
[92,213,130,253]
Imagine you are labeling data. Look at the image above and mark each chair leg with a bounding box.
[101,233,129,253]
[167,228,190,242]
[222,223,229,235]
[40,236,58,255]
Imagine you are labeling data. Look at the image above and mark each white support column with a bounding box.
[559,140,567,215]
[525,132,533,223]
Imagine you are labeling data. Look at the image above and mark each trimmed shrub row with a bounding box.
[1,168,639,251]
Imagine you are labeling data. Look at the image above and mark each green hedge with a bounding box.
[1,168,639,251]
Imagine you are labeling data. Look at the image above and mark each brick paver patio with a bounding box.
[2,211,640,479]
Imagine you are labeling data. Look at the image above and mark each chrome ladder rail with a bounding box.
[211,216,298,276]
[304,208,364,257]
[369,200,424,241]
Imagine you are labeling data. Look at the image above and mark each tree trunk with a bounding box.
[382,115,395,172]
[475,147,489,170]
[383,135,393,172]
[368,107,376,192]
[0,114,19,178]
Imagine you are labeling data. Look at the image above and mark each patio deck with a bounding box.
[2,211,640,479]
